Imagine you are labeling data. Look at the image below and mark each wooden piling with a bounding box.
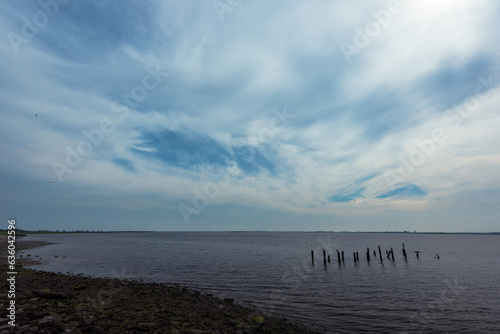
[356,252,359,262]
[378,246,383,262]
[373,249,376,257]
[353,252,356,264]
[341,251,344,263]
[366,248,370,262]
[336,250,341,265]
[323,249,327,266]
[390,247,395,261]
[402,243,407,261]
[328,255,331,263]
[311,250,314,265]
[415,251,420,259]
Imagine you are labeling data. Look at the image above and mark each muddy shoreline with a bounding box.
[0,236,318,333]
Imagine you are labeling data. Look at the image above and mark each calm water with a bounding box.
[20,232,500,333]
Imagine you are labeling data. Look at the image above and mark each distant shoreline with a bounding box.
[2,230,498,235]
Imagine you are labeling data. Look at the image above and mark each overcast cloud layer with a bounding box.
[1,0,499,231]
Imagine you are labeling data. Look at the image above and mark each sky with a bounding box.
[1,0,500,232]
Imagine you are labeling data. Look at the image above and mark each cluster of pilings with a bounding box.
[311,243,418,266]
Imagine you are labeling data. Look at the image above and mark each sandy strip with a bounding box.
[0,234,55,266]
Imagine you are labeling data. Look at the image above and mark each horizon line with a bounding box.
[7,230,500,235]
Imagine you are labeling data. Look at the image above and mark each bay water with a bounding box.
[20,232,500,333]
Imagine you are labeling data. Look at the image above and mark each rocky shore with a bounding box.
[0,236,318,333]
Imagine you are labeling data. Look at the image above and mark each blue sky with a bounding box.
[1,0,500,232]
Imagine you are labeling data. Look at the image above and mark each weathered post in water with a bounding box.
[378,246,383,262]
[341,251,345,263]
[353,252,356,264]
[415,251,420,259]
[373,249,376,257]
[323,249,327,266]
[328,255,331,263]
[402,243,407,261]
[356,252,359,262]
[336,250,341,265]
[311,250,314,265]
[366,248,370,262]
[390,247,395,261]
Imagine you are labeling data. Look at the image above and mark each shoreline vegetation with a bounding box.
[0,236,318,334]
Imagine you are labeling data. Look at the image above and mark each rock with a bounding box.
[14,325,32,333]
[252,316,265,324]
[28,325,39,333]
[74,284,88,291]
[186,329,204,334]
[127,324,151,331]
[38,315,63,327]
[81,325,104,333]
[26,309,48,320]
[32,290,68,299]
[0,324,28,333]
[137,322,158,329]
[0,324,12,331]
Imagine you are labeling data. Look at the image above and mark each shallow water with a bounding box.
[21,232,500,333]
